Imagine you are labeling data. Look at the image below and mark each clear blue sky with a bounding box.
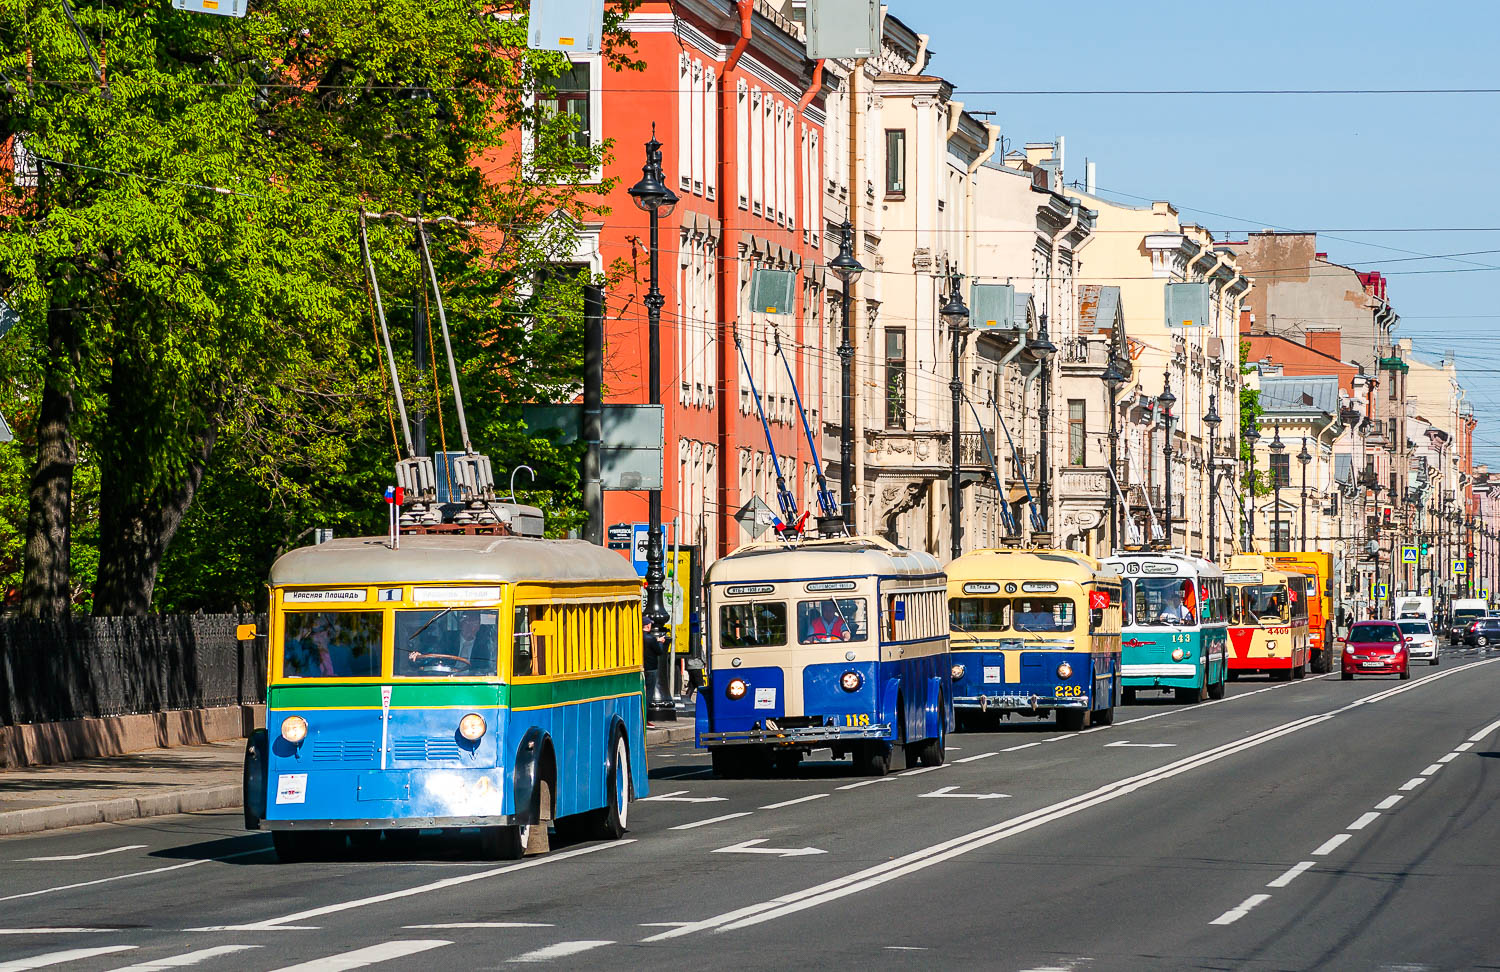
[883,0,1500,465]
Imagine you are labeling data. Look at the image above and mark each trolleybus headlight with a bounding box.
[726,678,748,700]
[951,664,966,680]
[280,716,308,745]
[839,670,863,692]
[1171,648,1186,662]
[458,713,487,742]
[1056,662,1073,679]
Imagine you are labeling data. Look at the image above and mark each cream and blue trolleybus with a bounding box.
[697,537,951,777]
[1103,551,1229,704]
[946,548,1123,731]
[243,535,648,861]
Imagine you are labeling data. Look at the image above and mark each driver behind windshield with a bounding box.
[1159,584,1196,625]
[401,610,498,676]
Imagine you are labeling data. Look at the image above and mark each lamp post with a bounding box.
[942,271,971,562]
[627,127,679,721]
[1298,436,1312,551]
[1159,369,1176,549]
[830,220,863,534]
[1102,359,1128,552]
[1245,424,1261,550]
[1204,395,1222,563]
[1269,426,1285,552]
[1032,316,1057,534]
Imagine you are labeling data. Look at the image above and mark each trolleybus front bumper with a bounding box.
[954,694,1089,712]
[256,813,519,831]
[700,724,892,747]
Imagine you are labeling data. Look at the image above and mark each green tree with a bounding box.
[0,1,637,614]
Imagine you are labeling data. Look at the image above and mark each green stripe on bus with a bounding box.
[509,671,645,710]
[269,683,506,709]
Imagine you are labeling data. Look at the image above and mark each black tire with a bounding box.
[589,731,631,841]
[770,750,803,775]
[1293,662,1306,680]
[1208,673,1227,700]
[1056,708,1087,732]
[1175,673,1206,705]
[855,741,891,776]
[1431,657,1441,666]
[914,716,946,767]
[1093,705,1115,726]
[1399,668,1411,680]
[1341,672,1354,681]
[1479,636,1489,648]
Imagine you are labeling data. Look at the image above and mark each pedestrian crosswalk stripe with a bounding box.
[0,946,136,971]
[510,941,614,963]
[102,945,261,971]
[264,940,451,972]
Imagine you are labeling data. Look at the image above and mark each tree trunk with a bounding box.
[19,306,78,618]
[92,420,218,617]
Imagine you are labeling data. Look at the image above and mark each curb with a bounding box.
[2,732,699,838]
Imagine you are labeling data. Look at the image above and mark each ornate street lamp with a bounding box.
[942,270,971,562]
[1032,315,1057,535]
[1269,426,1286,552]
[1102,359,1128,551]
[1244,424,1261,550]
[1204,395,1222,562]
[1298,436,1313,551]
[1159,369,1177,548]
[830,220,863,534]
[627,126,679,722]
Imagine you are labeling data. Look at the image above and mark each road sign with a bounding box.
[0,411,10,444]
[631,523,650,577]
[1402,545,1418,565]
[522,404,664,490]
[1377,583,1389,599]
[607,523,632,551]
[734,496,777,540]
[1454,559,1468,576]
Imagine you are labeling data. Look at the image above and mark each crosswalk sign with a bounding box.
[1377,583,1389,599]
[1401,545,1418,565]
[1454,559,1467,576]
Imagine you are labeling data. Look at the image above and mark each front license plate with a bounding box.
[1361,661,1385,668]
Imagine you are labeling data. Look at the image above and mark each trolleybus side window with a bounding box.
[949,596,1009,632]
[282,611,383,678]
[1013,597,1075,633]
[797,598,868,644]
[394,609,499,677]
[720,601,787,647]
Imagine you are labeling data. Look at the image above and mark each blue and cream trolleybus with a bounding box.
[243,534,648,861]
[1103,551,1229,704]
[946,548,1123,731]
[697,536,951,777]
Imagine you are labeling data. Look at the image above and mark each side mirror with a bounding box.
[236,623,260,642]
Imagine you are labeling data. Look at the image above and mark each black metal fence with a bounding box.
[0,614,267,726]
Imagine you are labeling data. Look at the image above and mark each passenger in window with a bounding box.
[1158,585,1196,625]
[291,619,356,677]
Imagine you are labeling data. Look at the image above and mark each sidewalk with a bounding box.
[0,717,697,837]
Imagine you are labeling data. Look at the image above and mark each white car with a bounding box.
[1398,619,1439,666]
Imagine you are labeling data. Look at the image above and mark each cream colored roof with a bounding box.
[947,548,1119,586]
[270,536,641,587]
[707,536,943,586]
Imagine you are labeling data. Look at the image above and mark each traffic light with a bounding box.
[1421,542,1430,555]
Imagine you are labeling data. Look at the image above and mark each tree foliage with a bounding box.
[0,0,637,613]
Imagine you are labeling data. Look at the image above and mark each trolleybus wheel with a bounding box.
[1208,674,1226,700]
[590,731,631,841]
[855,741,891,776]
[1293,663,1306,679]
[770,750,802,775]
[1175,679,1205,705]
[914,718,946,767]
[1092,705,1115,726]
[1055,708,1087,732]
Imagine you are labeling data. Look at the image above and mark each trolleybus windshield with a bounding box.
[1244,585,1289,624]
[949,596,1076,632]
[395,609,500,677]
[1129,578,1198,627]
[281,611,382,678]
[719,601,788,647]
[796,598,868,644]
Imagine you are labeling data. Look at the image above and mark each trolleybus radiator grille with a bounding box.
[311,740,378,762]
[393,737,464,761]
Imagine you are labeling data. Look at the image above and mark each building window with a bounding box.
[885,328,906,430]
[884,129,906,198]
[1387,417,1397,445]
[1068,400,1087,466]
[537,62,592,152]
[1271,452,1290,487]
[1389,375,1398,400]
[1273,519,1291,550]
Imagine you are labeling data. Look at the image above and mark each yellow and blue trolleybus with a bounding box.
[697,536,951,776]
[947,548,1123,731]
[1103,551,1229,704]
[243,534,648,861]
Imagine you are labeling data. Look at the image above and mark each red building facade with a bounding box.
[586,1,832,561]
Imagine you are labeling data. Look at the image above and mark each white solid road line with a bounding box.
[835,778,892,790]
[1375,795,1404,810]
[1348,812,1381,831]
[265,940,450,972]
[1312,834,1353,856]
[0,947,136,971]
[1210,894,1272,926]
[1267,861,1317,888]
[509,941,614,963]
[759,794,829,810]
[0,849,269,904]
[21,844,147,862]
[897,765,947,777]
[670,812,753,831]
[402,923,552,930]
[0,929,115,935]
[102,945,261,971]
[197,841,633,931]
[953,752,997,763]
[1399,777,1426,791]
[644,709,1340,942]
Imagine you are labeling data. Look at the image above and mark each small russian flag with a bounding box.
[384,486,405,505]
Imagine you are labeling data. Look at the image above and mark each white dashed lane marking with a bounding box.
[1210,894,1271,926]
[758,794,829,810]
[670,812,753,831]
[1376,795,1404,810]
[1267,861,1316,888]
[1421,763,1444,775]
[508,941,613,964]
[1349,812,1381,831]
[1312,833,1352,856]
[1399,777,1426,791]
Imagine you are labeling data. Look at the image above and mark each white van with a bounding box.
[1395,595,1433,621]
[1448,598,1488,642]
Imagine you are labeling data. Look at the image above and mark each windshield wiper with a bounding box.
[406,607,455,644]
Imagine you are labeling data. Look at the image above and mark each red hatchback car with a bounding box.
[1341,620,1410,680]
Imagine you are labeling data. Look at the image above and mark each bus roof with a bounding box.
[1102,551,1223,579]
[707,536,942,585]
[270,536,642,588]
[947,548,1118,586]
[1225,568,1295,587]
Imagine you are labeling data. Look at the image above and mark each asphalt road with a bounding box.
[5,644,1500,971]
